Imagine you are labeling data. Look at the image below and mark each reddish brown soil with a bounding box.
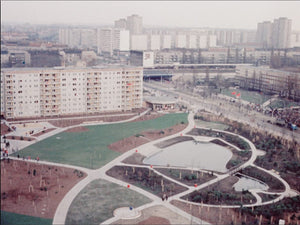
[1,159,86,219]
[64,126,89,133]
[171,200,248,225]
[138,216,170,225]
[1,123,12,136]
[108,123,187,153]
[32,128,56,137]
[49,115,134,128]
[106,166,188,198]
[171,200,300,225]
[6,108,148,122]
[6,136,36,141]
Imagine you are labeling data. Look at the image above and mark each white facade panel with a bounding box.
[150,35,161,50]
[162,35,172,49]
[176,34,186,48]
[208,35,217,47]
[188,35,197,49]
[131,35,148,51]
[199,35,207,48]
[119,30,130,51]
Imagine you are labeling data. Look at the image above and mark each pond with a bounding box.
[143,140,232,172]
[233,176,268,192]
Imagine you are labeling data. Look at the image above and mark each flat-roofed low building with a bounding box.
[144,96,176,111]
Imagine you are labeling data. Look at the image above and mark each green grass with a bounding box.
[195,120,229,130]
[221,89,272,104]
[13,113,188,169]
[1,211,52,225]
[268,99,300,108]
[65,179,151,225]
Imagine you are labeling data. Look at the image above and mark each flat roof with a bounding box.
[144,96,177,104]
[1,66,143,73]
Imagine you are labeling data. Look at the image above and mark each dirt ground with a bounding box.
[6,136,36,141]
[172,200,300,225]
[106,166,188,198]
[183,176,256,205]
[32,128,56,137]
[171,200,250,225]
[1,159,86,219]
[108,123,187,153]
[112,205,191,225]
[1,123,11,136]
[48,115,134,128]
[138,216,170,225]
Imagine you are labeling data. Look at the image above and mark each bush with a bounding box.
[184,174,197,181]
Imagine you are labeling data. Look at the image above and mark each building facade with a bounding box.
[126,14,143,35]
[1,67,143,119]
[256,17,292,49]
[236,65,300,100]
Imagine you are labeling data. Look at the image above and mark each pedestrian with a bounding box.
[36,156,39,161]
[17,154,20,158]
[165,195,168,201]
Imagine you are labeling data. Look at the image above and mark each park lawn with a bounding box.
[65,179,151,225]
[268,99,300,108]
[1,211,52,225]
[195,120,229,130]
[221,89,272,104]
[13,113,188,169]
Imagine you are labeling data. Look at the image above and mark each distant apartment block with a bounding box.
[131,35,148,51]
[1,67,143,119]
[114,18,127,29]
[161,35,172,49]
[126,14,143,35]
[59,28,97,49]
[149,35,161,50]
[97,28,130,55]
[176,34,187,48]
[256,17,292,49]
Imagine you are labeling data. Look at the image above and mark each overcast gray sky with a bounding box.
[1,1,300,30]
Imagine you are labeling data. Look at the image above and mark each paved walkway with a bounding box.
[3,106,296,225]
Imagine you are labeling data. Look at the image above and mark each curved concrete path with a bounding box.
[4,108,295,225]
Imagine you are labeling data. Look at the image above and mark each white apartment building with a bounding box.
[150,35,161,50]
[176,34,187,48]
[97,28,114,55]
[272,17,292,49]
[131,35,148,51]
[208,35,217,47]
[114,29,130,51]
[1,67,143,119]
[59,28,97,48]
[162,35,172,49]
[1,73,5,117]
[291,31,300,48]
[199,35,207,49]
[126,14,143,35]
[188,35,197,49]
[98,28,130,55]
